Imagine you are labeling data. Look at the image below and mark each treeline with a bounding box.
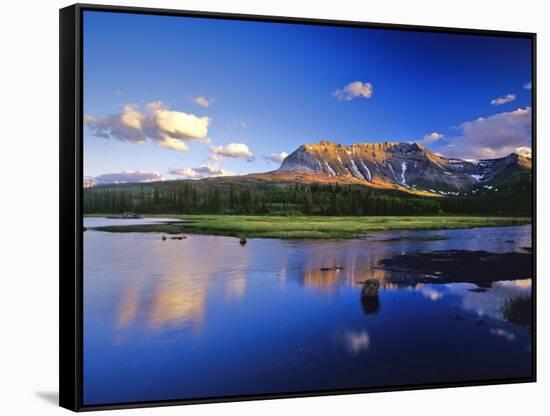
[439,192,531,216]
[83,180,531,216]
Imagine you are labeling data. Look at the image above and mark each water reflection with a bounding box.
[103,229,531,331]
[445,279,532,322]
[148,271,207,330]
[490,328,516,342]
[116,280,141,328]
[225,276,247,301]
[89,224,533,336]
[499,279,532,289]
[344,330,371,354]
[300,250,401,295]
[83,221,533,405]
[303,266,345,290]
[360,280,381,315]
[417,285,444,301]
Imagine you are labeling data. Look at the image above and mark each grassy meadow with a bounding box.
[88,215,531,239]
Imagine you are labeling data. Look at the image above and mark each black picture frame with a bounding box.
[60,3,537,412]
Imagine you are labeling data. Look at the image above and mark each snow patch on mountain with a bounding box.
[349,158,362,179]
[276,141,531,195]
[389,164,398,181]
[360,160,372,181]
[432,159,447,171]
[324,161,336,176]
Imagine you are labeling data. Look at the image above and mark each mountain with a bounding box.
[252,141,531,197]
[84,140,532,217]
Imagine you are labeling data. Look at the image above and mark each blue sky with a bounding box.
[83,10,532,184]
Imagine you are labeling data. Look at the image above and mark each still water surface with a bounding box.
[83,219,532,405]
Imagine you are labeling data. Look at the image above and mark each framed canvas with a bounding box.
[59,3,536,411]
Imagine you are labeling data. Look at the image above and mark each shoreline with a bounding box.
[84,214,531,239]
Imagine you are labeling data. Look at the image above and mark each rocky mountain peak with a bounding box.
[277,140,531,196]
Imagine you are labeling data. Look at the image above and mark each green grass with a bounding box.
[88,214,531,239]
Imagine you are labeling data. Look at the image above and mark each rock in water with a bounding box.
[360,279,381,315]
[361,279,381,297]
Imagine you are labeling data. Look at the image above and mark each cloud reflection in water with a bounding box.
[344,330,371,354]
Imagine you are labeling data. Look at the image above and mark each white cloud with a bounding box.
[422,132,444,144]
[515,146,532,158]
[209,143,254,161]
[87,171,164,186]
[83,177,95,188]
[228,121,248,130]
[444,107,532,159]
[85,106,146,144]
[85,101,211,152]
[491,94,516,105]
[190,96,215,108]
[227,121,248,130]
[119,105,144,129]
[524,82,532,90]
[333,81,373,101]
[145,101,210,140]
[156,137,189,152]
[264,152,288,164]
[168,165,235,179]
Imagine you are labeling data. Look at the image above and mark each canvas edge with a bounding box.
[59,3,537,412]
[60,4,83,412]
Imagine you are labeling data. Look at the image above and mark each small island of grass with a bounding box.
[87,215,531,239]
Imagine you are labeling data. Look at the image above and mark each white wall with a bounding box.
[0,0,547,414]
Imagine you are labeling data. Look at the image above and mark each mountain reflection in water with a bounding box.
[83,221,533,405]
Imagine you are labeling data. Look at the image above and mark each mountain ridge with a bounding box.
[83,140,532,216]
[250,140,531,197]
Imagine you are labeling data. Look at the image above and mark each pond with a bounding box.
[83,220,533,405]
